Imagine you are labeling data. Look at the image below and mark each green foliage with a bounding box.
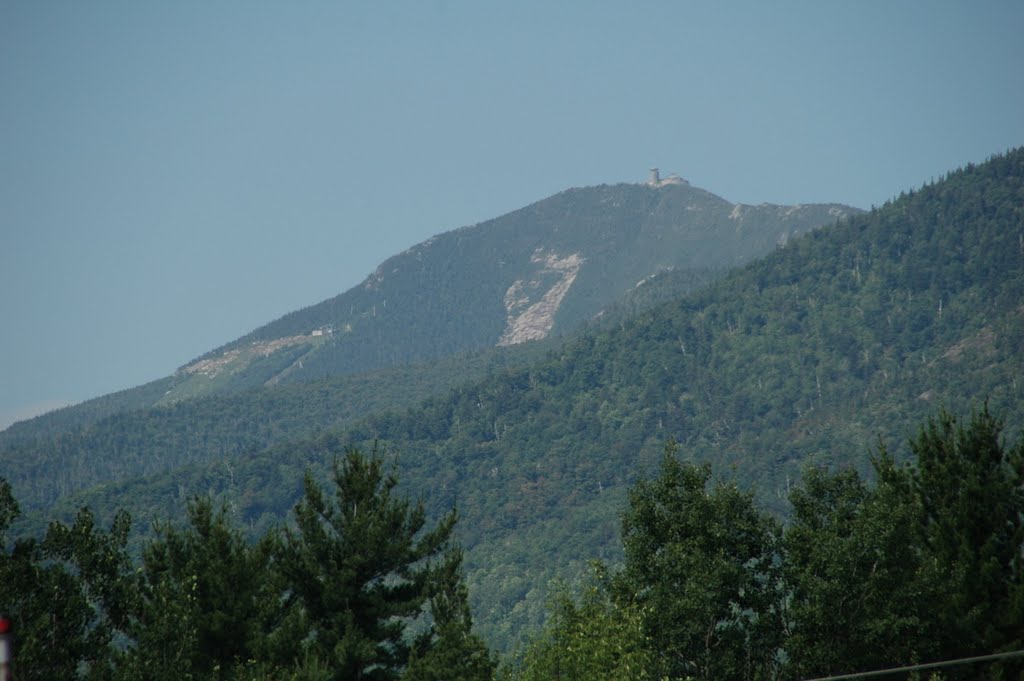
[404,548,496,681]
[783,467,926,677]
[1,445,493,680]
[0,376,175,448]
[505,406,1024,680]
[506,567,659,681]
[878,405,1024,677]
[276,446,464,680]
[5,149,1023,654]
[616,443,782,681]
[0,479,137,680]
[5,405,1024,680]
[122,498,279,679]
[783,406,1024,679]
[4,341,549,520]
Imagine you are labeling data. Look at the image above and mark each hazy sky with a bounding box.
[2,2,1022,430]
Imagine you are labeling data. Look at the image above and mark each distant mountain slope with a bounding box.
[0,339,556,513]
[0,377,175,448]
[1,181,852,444]
[170,182,854,400]
[23,149,1023,651]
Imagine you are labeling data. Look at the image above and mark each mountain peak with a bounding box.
[150,181,856,403]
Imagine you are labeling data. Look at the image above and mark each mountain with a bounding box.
[1,180,854,507]
[0,341,558,514]
[20,149,1021,651]
[340,150,1024,645]
[2,180,850,444]
[143,181,856,404]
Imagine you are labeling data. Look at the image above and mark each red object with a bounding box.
[0,616,8,634]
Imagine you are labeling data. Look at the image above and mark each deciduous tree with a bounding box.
[616,443,783,681]
[783,467,927,677]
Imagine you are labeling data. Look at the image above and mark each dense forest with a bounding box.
[507,406,1024,681]
[0,341,555,513]
[3,406,1022,680]
[2,446,495,681]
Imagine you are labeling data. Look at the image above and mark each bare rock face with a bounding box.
[498,249,584,346]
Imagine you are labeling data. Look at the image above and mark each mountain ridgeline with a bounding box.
[4,150,1024,653]
[1,181,851,444]
[0,180,853,508]
[169,183,854,401]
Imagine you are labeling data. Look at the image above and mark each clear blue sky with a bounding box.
[2,1,1022,429]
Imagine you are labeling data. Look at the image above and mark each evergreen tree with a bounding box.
[276,446,462,681]
[0,479,136,680]
[878,405,1024,678]
[120,497,278,680]
[403,547,495,681]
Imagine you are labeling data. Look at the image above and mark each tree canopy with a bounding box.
[509,407,1024,681]
[1,446,493,681]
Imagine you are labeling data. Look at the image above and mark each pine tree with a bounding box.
[879,406,1024,677]
[1,479,137,680]
[277,446,461,681]
[121,497,278,679]
[403,547,495,681]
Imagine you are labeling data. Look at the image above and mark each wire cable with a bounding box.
[802,649,1024,681]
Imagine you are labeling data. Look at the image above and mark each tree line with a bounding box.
[508,405,1024,680]
[1,446,494,681]
[2,405,1022,680]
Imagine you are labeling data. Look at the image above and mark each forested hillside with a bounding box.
[1,179,851,514]
[143,184,854,405]
[0,341,553,513]
[2,181,850,457]
[17,149,1021,651]
[0,267,722,515]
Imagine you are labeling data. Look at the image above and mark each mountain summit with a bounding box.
[0,177,855,517]
[165,181,856,402]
